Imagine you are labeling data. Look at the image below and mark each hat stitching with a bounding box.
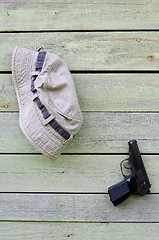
[12,47,35,107]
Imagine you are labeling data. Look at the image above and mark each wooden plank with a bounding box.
[1,32,159,71]
[1,0,159,31]
[1,73,159,112]
[0,222,159,240]
[1,112,159,154]
[0,193,157,222]
[0,154,154,193]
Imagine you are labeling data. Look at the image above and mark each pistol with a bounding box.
[108,140,151,206]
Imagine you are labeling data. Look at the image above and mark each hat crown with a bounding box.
[34,52,83,125]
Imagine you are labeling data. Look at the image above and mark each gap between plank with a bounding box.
[1,70,159,74]
[0,152,159,155]
[0,220,158,224]
[0,192,155,195]
[1,29,159,33]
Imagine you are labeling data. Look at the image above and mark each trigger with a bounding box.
[123,163,132,171]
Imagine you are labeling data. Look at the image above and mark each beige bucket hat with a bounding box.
[12,46,83,159]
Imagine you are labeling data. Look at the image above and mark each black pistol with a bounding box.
[108,140,151,206]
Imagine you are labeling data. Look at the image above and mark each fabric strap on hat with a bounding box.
[31,51,71,141]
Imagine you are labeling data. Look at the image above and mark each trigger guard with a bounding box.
[120,158,132,178]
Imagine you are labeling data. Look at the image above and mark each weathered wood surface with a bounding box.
[1,0,158,31]
[1,32,159,71]
[0,193,157,222]
[1,112,159,153]
[0,155,155,193]
[1,73,159,112]
[1,0,159,237]
[0,222,159,240]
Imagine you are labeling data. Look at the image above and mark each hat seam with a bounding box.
[12,46,22,107]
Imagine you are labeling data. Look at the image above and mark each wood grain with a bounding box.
[1,0,158,31]
[1,112,159,153]
[0,154,155,193]
[1,73,159,112]
[1,0,159,236]
[0,222,159,240]
[0,193,157,222]
[1,32,159,71]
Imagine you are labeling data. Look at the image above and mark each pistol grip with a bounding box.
[108,178,131,206]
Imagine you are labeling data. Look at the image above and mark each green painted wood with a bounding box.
[1,32,159,71]
[0,193,157,222]
[0,154,154,193]
[1,73,159,112]
[0,74,16,111]
[1,112,159,154]
[0,222,159,240]
[1,0,158,234]
[1,0,158,31]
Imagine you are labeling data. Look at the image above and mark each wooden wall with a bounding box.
[0,1,159,239]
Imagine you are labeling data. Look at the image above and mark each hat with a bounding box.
[12,46,83,159]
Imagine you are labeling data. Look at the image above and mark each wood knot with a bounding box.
[136,38,141,42]
[0,104,9,108]
[147,55,155,61]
